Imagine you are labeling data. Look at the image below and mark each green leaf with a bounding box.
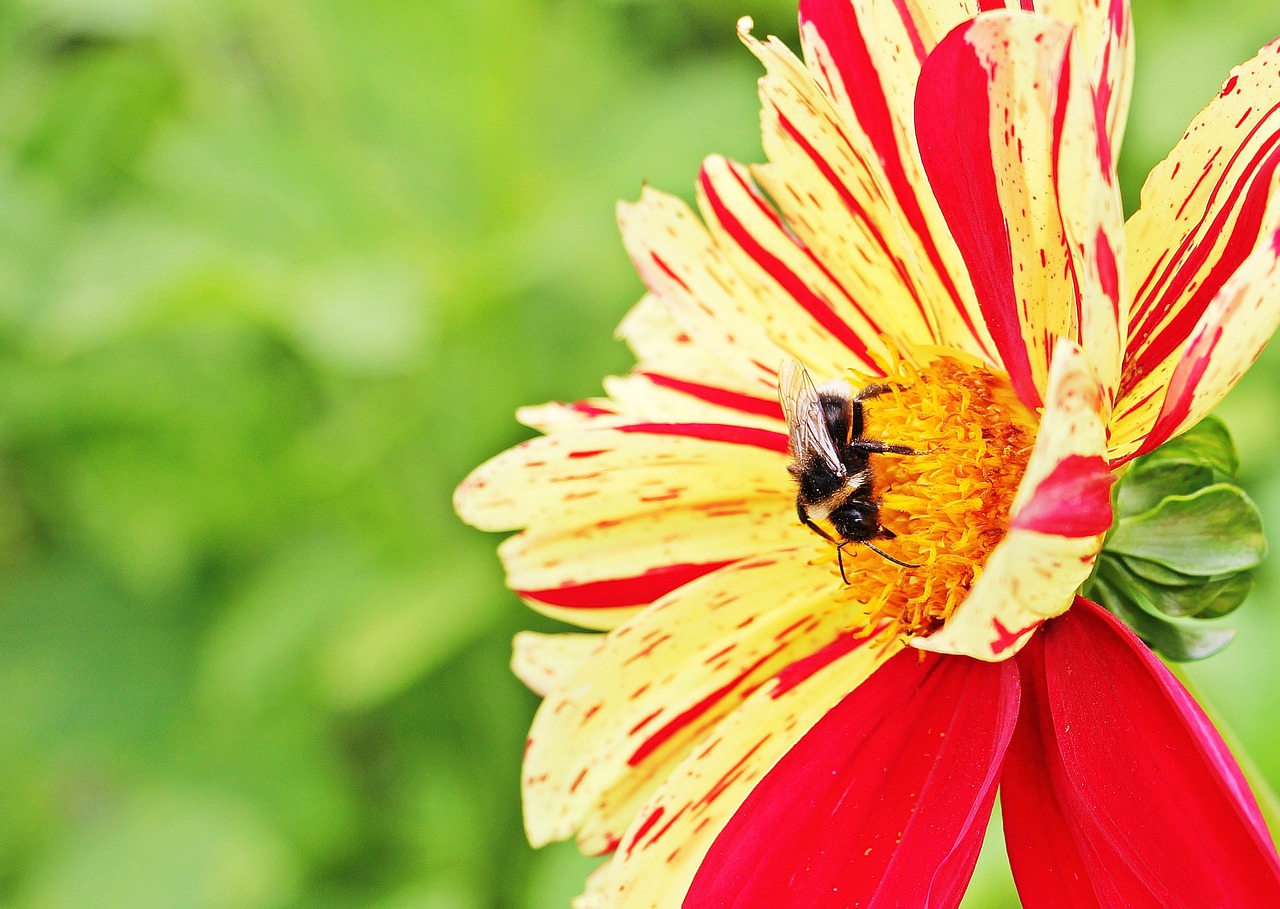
[1119,554,1201,587]
[1106,484,1266,575]
[1115,463,1214,517]
[1146,572,1253,619]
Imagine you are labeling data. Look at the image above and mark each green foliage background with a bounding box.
[0,0,1277,906]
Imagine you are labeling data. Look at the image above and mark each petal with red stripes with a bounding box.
[794,0,993,362]
[1127,224,1280,459]
[683,648,1019,909]
[1115,40,1280,455]
[455,422,801,629]
[522,549,848,853]
[1003,597,1280,908]
[916,12,1099,410]
[742,23,984,361]
[577,630,903,909]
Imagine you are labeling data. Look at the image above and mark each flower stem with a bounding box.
[1170,664,1280,839]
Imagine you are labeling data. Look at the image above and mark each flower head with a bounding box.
[456,0,1280,904]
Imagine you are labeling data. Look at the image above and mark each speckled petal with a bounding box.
[916,12,1119,410]
[741,21,984,362]
[522,550,845,853]
[1113,39,1280,458]
[575,629,902,909]
[456,422,800,629]
[512,632,601,698]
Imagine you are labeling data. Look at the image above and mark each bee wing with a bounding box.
[778,360,843,475]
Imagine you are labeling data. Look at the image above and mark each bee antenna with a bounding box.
[861,540,922,570]
[835,544,850,584]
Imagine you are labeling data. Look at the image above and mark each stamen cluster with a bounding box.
[833,350,1036,638]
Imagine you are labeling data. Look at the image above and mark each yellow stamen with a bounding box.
[821,345,1036,639]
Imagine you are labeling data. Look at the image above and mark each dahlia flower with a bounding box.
[455,0,1280,904]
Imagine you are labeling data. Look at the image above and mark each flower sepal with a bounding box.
[1084,417,1264,661]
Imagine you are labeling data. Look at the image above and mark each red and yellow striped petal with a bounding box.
[456,423,799,629]
[914,340,1112,660]
[917,13,1120,411]
[802,0,1130,150]
[1124,226,1280,461]
[741,23,982,361]
[793,2,994,362]
[617,189,787,395]
[521,550,842,851]
[1039,0,1133,152]
[576,630,902,908]
[697,153,887,377]
[1116,40,1280,452]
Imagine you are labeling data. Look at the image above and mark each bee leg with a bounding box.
[862,540,923,569]
[854,383,894,402]
[845,440,922,456]
[797,502,852,585]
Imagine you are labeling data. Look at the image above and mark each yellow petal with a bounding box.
[615,295,764,397]
[914,339,1110,660]
[576,629,902,908]
[457,422,802,630]
[456,426,791,534]
[522,549,844,850]
[512,632,600,697]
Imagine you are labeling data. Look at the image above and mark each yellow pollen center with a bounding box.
[825,347,1036,639]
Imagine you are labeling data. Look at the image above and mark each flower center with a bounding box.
[823,347,1037,639]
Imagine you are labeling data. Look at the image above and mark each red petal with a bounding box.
[683,648,1020,908]
[1003,597,1280,907]
[1010,453,1116,538]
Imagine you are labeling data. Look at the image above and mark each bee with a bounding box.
[778,360,921,582]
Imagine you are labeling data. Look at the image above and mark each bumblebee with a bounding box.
[778,360,920,581]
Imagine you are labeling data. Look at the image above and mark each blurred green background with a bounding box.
[0,0,1278,906]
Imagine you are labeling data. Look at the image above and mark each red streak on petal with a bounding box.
[1097,227,1120,313]
[627,647,785,767]
[915,22,1044,410]
[698,166,875,363]
[616,422,790,454]
[770,629,871,698]
[640,372,783,420]
[1011,454,1115,537]
[990,616,1044,656]
[649,253,691,293]
[567,449,608,459]
[627,808,665,855]
[516,560,733,610]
